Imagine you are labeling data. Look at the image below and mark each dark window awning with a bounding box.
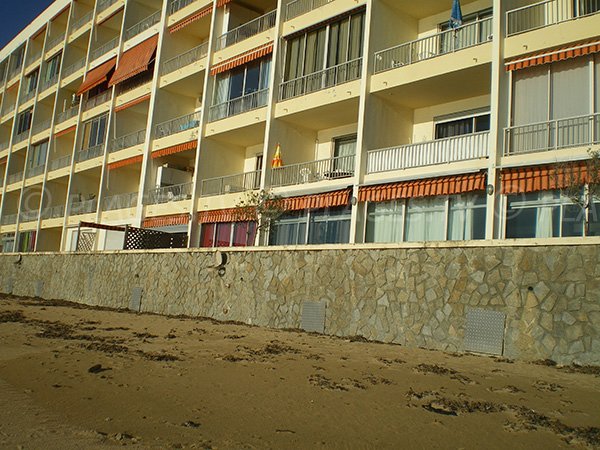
[76,57,117,96]
[109,35,158,87]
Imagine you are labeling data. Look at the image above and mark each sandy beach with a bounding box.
[0,294,599,449]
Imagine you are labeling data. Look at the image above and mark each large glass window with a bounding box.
[15,108,33,135]
[82,114,108,149]
[200,221,257,248]
[269,207,351,246]
[44,53,62,83]
[28,140,48,169]
[213,57,271,104]
[24,69,39,94]
[435,112,490,139]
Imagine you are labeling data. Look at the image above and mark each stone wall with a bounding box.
[0,242,599,365]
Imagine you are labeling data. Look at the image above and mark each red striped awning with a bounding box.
[358,173,486,203]
[198,207,256,223]
[77,57,117,96]
[142,213,190,228]
[109,35,158,86]
[169,5,213,33]
[282,188,351,211]
[210,42,273,76]
[107,155,143,171]
[501,162,593,194]
[284,5,366,40]
[114,93,151,113]
[505,39,600,71]
[55,125,77,138]
[216,0,233,7]
[152,140,197,158]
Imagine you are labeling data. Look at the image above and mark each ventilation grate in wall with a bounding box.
[301,301,326,334]
[464,308,506,355]
[130,287,142,312]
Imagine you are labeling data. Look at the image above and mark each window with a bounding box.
[333,135,356,173]
[44,53,61,83]
[17,231,36,253]
[269,206,351,245]
[15,108,33,135]
[1,233,15,253]
[24,69,39,94]
[365,193,486,243]
[576,0,600,16]
[28,140,48,169]
[435,112,490,139]
[82,114,108,149]
[200,221,257,247]
[10,46,25,72]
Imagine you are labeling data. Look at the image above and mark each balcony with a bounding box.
[374,18,492,74]
[366,132,490,174]
[125,11,161,41]
[19,210,39,222]
[89,37,119,62]
[0,140,9,152]
[201,170,261,196]
[215,11,277,50]
[97,0,119,13]
[271,154,354,187]
[7,65,22,81]
[31,118,52,136]
[70,198,97,215]
[169,0,196,15]
[109,129,146,153]
[504,113,600,156]
[26,164,46,178]
[162,42,209,75]
[2,102,15,117]
[1,213,17,225]
[286,0,335,20]
[25,51,42,67]
[20,89,36,104]
[506,0,600,36]
[208,89,269,122]
[46,33,66,52]
[41,204,65,219]
[155,111,200,138]
[13,130,30,144]
[56,105,79,124]
[62,57,86,79]
[103,191,138,211]
[82,90,112,111]
[70,11,93,33]
[39,74,59,92]
[279,58,362,101]
[146,181,193,204]
[49,155,71,171]
[6,171,24,185]
[76,144,105,162]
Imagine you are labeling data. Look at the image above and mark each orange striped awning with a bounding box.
[142,213,190,228]
[169,5,213,33]
[198,207,257,224]
[216,0,233,6]
[114,93,151,113]
[107,155,143,171]
[501,163,593,194]
[505,39,600,71]
[358,173,486,203]
[77,57,116,96]
[151,140,197,159]
[109,35,158,87]
[54,125,76,138]
[282,188,352,211]
[210,42,273,76]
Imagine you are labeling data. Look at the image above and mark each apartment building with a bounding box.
[0,0,598,252]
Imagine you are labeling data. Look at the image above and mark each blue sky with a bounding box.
[0,0,54,49]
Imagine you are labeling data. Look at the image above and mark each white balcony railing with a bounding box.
[70,10,93,33]
[279,58,362,100]
[0,141,9,151]
[366,132,490,174]
[169,0,197,15]
[49,155,71,171]
[146,181,193,204]
[1,213,17,225]
[162,42,209,75]
[208,89,269,122]
[20,89,36,104]
[20,210,39,222]
[504,113,600,156]
[103,191,138,210]
[154,111,200,138]
[2,101,16,117]
[56,105,79,123]
[201,170,261,196]
[39,74,59,92]
[286,0,335,20]
[507,0,600,36]
[76,144,105,162]
[109,129,146,152]
[125,11,161,40]
[46,33,66,51]
[62,57,86,78]
[271,154,355,187]
[89,37,119,62]
[31,118,51,135]
[216,11,277,50]
[6,171,24,185]
[374,18,492,73]
[41,204,65,219]
[97,0,119,13]
[83,90,112,111]
[13,130,30,144]
[26,164,46,178]
[70,198,97,215]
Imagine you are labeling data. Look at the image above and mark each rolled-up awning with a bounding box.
[216,0,233,7]
[501,163,591,194]
[114,93,151,113]
[505,39,600,71]
[282,188,352,211]
[151,140,197,158]
[54,125,77,138]
[107,155,143,171]
[210,42,273,76]
[142,213,190,228]
[109,35,158,87]
[169,5,213,33]
[76,57,117,96]
[198,207,256,224]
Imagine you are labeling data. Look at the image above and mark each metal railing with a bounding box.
[46,33,66,51]
[109,128,146,152]
[62,57,86,78]
[279,58,362,100]
[7,171,24,184]
[507,0,600,36]
[20,89,36,104]
[374,18,493,73]
[146,181,193,204]
[20,210,39,222]
[56,105,79,123]
[69,198,97,215]
[201,170,261,196]
[49,154,71,171]
[41,204,65,219]
[97,0,119,13]
[0,141,8,151]
[76,144,105,162]
[2,101,15,117]
[1,213,17,225]
[8,65,22,80]
[116,70,153,95]
[125,11,161,40]
[208,89,269,122]
[271,154,355,187]
[82,90,112,111]
[31,118,51,135]
[216,10,277,50]
[26,164,46,178]
[504,113,600,156]
[366,132,490,174]
[89,37,119,62]
[39,73,59,91]
[162,42,209,75]
[70,10,93,32]
[13,130,30,144]
[154,111,200,138]
[286,0,335,20]
[169,0,196,15]
[26,51,42,66]
[103,191,138,211]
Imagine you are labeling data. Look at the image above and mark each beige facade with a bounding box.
[0,0,598,252]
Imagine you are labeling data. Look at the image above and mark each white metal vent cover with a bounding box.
[34,280,43,298]
[301,301,326,334]
[129,287,142,312]
[464,308,506,356]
